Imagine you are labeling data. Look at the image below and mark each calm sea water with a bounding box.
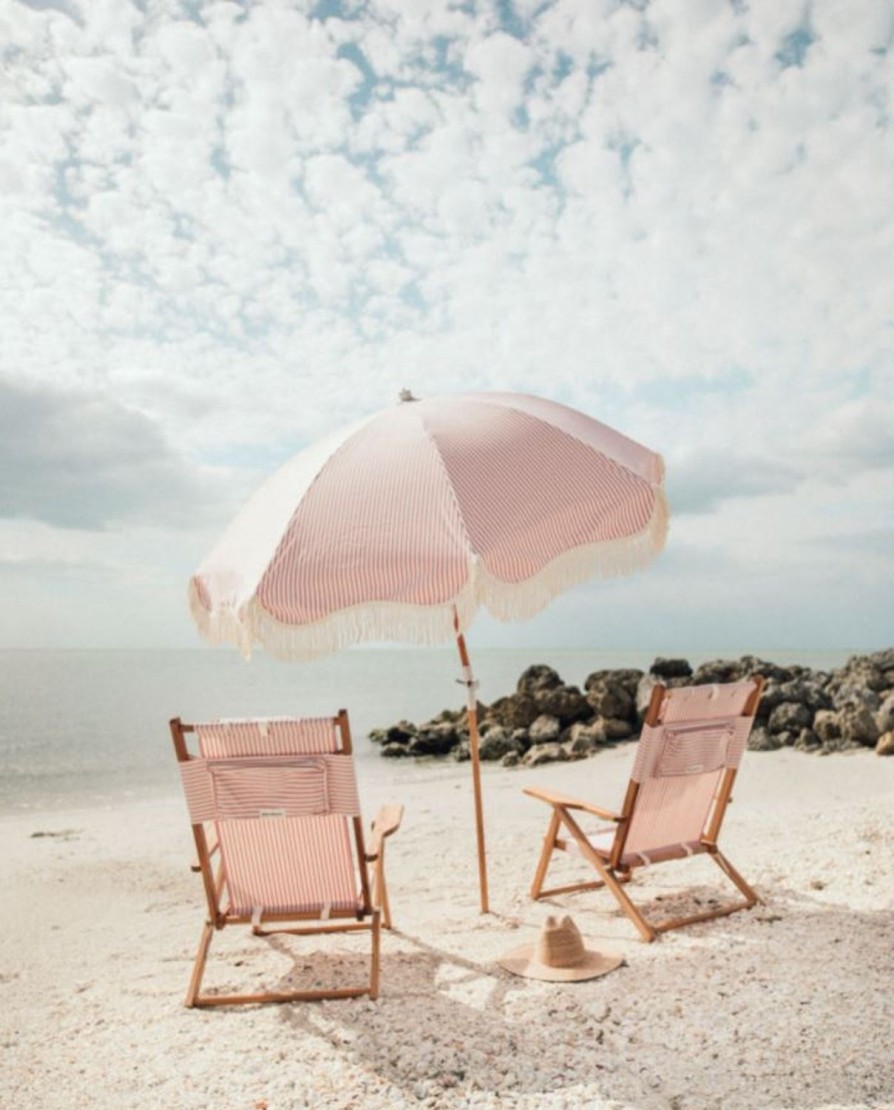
[0,647,854,814]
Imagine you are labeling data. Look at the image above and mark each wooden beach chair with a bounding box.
[524,677,765,941]
[170,710,402,1006]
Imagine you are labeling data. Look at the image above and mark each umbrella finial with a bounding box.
[399,388,419,403]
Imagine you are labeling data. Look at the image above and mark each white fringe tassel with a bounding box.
[188,488,669,662]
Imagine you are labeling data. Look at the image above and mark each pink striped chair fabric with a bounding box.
[617,682,757,865]
[170,710,402,1006]
[187,717,363,916]
[525,678,764,940]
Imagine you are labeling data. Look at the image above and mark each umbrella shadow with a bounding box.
[272,926,628,1102]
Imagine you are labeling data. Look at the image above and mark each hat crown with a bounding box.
[536,915,586,968]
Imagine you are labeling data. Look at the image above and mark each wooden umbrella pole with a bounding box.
[454,621,490,914]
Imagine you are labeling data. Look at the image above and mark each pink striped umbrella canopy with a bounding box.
[190,391,667,660]
[189,391,667,913]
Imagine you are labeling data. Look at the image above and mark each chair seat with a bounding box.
[578,830,709,868]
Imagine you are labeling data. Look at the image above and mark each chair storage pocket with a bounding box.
[209,758,329,820]
[656,723,735,777]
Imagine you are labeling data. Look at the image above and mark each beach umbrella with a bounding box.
[189,390,668,912]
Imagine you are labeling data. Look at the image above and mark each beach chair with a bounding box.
[524,677,765,941]
[170,710,402,1006]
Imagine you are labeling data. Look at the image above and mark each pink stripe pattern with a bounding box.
[179,755,360,824]
[189,392,667,661]
[257,396,660,616]
[187,716,363,917]
[606,682,760,862]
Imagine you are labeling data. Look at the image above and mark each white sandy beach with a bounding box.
[2,746,892,1110]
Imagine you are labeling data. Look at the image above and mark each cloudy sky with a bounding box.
[1,0,892,655]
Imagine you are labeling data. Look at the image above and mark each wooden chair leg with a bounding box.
[374,857,393,930]
[601,873,658,942]
[530,809,562,899]
[559,810,658,943]
[711,849,760,905]
[369,911,381,1000]
[185,921,214,1008]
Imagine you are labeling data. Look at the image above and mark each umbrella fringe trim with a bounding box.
[476,488,669,621]
[188,583,475,661]
[188,490,668,661]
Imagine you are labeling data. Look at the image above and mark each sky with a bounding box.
[1,0,892,656]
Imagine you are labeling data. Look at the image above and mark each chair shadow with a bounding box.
[265,889,894,1107]
[272,926,625,1101]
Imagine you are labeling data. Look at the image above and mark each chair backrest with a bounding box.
[618,679,763,861]
[175,713,370,918]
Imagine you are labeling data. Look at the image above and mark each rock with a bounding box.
[841,657,888,691]
[516,664,563,696]
[838,704,881,747]
[738,656,797,683]
[536,683,592,725]
[381,742,412,758]
[485,693,539,731]
[635,674,662,718]
[865,647,894,672]
[408,722,458,755]
[812,710,842,744]
[585,679,634,722]
[511,727,532,753]
[876,731,894,756]
[758,682,788,717]
[567,719,608,753]
[748,726,783,751]
[370,650,894,763]
[385,721,417,744]
[584,668,643,698]
[478,726,521,761]
[794,728,821,752]
[830,681,881,712]
[523,742,567,766]
[529,714,561,744]
[778,677,832,714]
[875,694,894,734]
[768,701,812,734]
[650,657,693,679]
[691,658,745,684]
[602,717,635,740]
[501,751,521,767]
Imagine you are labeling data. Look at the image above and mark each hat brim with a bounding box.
[498,944,623,982]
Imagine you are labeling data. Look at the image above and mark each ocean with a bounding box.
[0,647,855,814]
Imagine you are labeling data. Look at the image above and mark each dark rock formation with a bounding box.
[370,650,894,765]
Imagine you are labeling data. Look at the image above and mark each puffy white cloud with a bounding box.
[0,0,891,648]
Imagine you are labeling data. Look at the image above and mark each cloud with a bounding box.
[666,449,801,515]
[0,377,229,530]
[0,0,891,649]
[805,399,894,475]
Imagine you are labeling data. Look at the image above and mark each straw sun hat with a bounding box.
[498,915,623,982]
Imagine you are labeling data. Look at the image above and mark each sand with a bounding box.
[1,746,892,1110]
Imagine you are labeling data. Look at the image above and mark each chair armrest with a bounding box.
[523,785,620,822]
[366,803,403,860]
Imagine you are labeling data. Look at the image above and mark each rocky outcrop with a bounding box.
[369,650,894,765]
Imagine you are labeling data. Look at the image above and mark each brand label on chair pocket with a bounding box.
[259,808,286,819]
